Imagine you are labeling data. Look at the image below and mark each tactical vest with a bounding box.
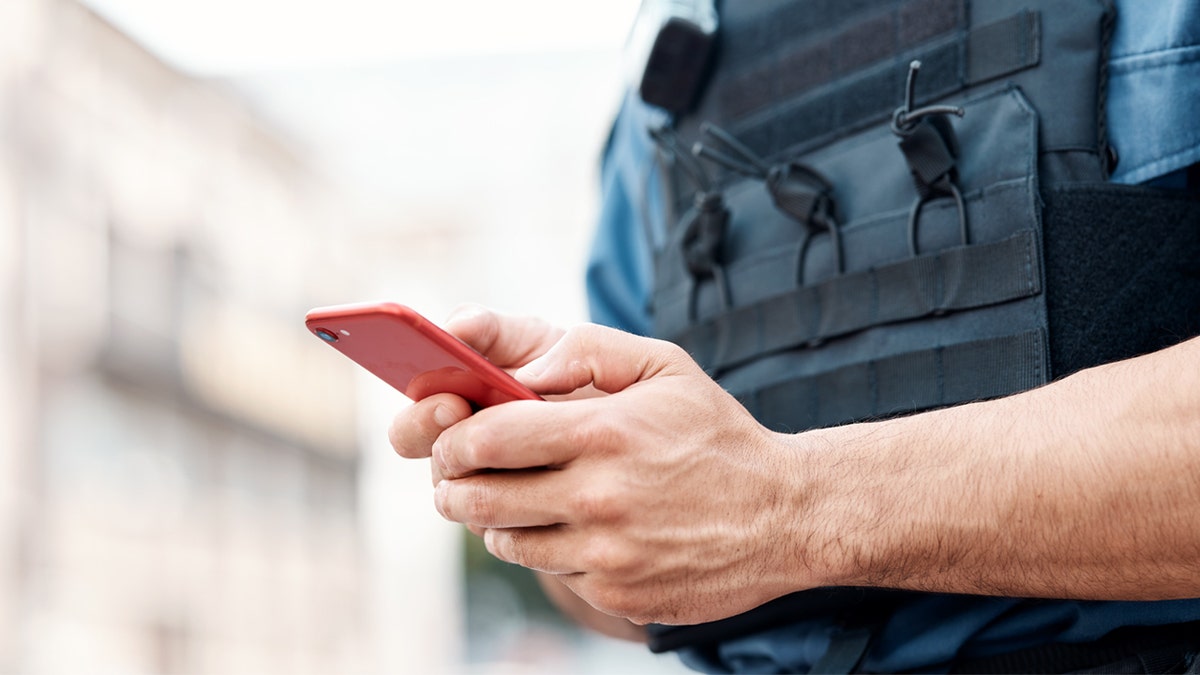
[645,0,1200,655]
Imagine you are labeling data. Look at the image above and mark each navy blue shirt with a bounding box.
[585,2,1200,672]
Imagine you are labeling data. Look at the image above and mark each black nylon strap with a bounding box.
[739,330,1047,432]
[898,118,959,199]
[673,230,1042,375]
[725,10,1041,162]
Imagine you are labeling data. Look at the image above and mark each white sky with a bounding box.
[73,0,643,324]
[72,0,643,216]
[79,0,642,74]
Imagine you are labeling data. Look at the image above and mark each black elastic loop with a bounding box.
[892,60,969,257]
[890,60,965,136]
[908,181,967,257]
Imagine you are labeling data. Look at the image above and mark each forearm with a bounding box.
[797,336,1200,600]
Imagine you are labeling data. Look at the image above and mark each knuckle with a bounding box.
[458,424,501,469]
[454,304,498,347]
[578,536,634,574]
[563,323,595,342]
[564,323,607,353]
[604,544,639,576]
[462,486,496,525]
[657,338,697,368]
[570,487,622,524]
[501,529,532,567]
[568,410,623,459]
[577,539,606,571]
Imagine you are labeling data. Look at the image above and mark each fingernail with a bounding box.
[434,481,449,516]
[482,528,498,558]
[432,441,449,473]
[433,404,456,429]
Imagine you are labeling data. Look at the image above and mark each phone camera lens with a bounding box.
[314,328,339,343]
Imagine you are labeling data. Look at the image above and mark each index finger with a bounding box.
[432,399,594,479]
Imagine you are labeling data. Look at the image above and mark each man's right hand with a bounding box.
[386,305,645,641]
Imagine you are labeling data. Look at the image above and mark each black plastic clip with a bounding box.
[681,192,728,280]
[892,60,967,257]
[650,125,733,317]
[693,122,843,276]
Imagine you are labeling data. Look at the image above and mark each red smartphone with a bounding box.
[305,302,541,408]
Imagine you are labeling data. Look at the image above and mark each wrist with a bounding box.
[790,401,1032,595]
[775,417,934,592]
[768,425,873,592]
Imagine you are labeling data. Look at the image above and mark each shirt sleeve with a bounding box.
[585,92,667,335]
[1106,0,1200,184]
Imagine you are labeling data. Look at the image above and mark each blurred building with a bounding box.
[0,0,407,672]
[0,0,693,672]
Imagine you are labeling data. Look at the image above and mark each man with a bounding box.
[392,1,1200,672]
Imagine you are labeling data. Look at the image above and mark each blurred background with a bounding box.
[0,0,689,672]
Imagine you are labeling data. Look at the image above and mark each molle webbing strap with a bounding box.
[738,330,1048,432]
[673,230,1042,374]
[722,10,1041,163]
[716,0,961,80]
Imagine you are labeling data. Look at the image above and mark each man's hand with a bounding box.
[388,307,661,638]
[427,323,813,626]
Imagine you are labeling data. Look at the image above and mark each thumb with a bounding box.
[515,324,692,395]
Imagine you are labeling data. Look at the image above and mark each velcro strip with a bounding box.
[673,230,1042,374]
[739,330,1048,432]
